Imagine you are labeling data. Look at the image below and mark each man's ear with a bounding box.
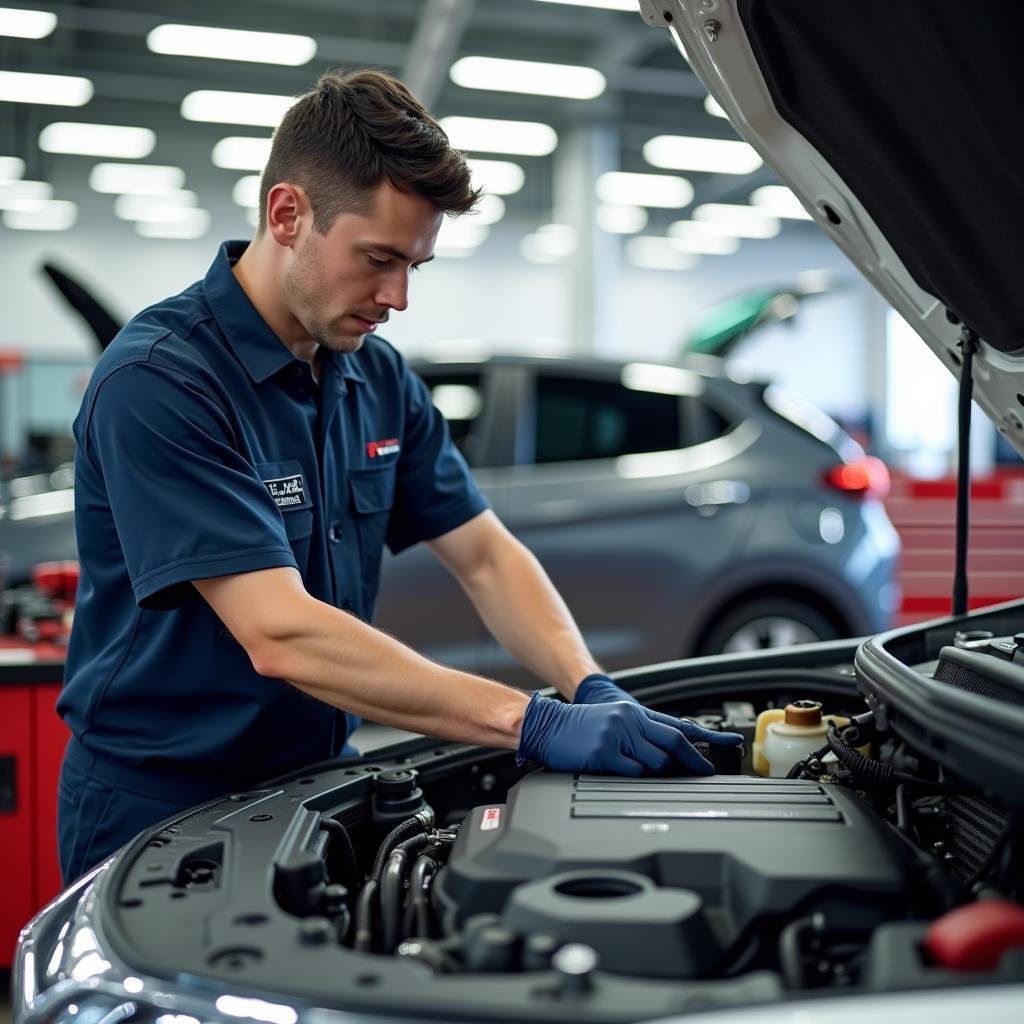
[265,183,308,247]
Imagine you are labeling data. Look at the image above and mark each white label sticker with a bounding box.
[480,807,501,831]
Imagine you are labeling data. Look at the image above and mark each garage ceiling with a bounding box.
[1,0,791,236]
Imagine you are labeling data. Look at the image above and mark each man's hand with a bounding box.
[574,672,637,705]
[517,693,741,777]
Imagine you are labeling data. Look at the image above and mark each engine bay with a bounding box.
[22,609,1024,1024]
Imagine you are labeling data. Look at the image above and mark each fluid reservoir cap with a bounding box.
[784,700,823,727]
[552,943,598,994]
[374,768,418,797]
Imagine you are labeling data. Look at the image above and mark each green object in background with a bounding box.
[686,290,779,355]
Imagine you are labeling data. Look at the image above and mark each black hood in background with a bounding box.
[739,0,1024,355]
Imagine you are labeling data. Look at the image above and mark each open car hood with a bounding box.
[640,0,1024,455]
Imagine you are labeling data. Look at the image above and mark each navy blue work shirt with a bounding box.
[58,240,488,786]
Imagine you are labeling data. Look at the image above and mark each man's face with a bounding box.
[284,181,442,353]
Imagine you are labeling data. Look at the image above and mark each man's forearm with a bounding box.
[196,569,530,748]
[450,534,602,698]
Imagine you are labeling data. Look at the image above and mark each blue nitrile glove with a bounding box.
[574,672,638,705]
[517,692,743,777]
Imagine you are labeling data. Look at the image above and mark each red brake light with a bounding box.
[825,456,890,498]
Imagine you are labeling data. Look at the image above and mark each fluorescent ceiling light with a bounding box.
[521,223,576,263]
[532,0,637,10]
[135,209,210,239]
[0,71,92,106]
[466,158,524,196]
[89,163,186,194]
[181,90,294,127]
[450,56,605,100]
[437,218,489,250]
[693,203,780,238]
[625,237,699,272]
[114,192,198,221]
[212,136,271,170]
[40,122,155,158]
[596,171,693,209]
[232,175,261,208]
[440,116,557,156]
[0,155,24,182]
[2,198,77,231]
[643,135,763,174]
[596,203,647,234]
[148,24,315,66]
[0,179,52,207]
[704,95,727,119]
[750,184,813,220]
[470,193,505,226]
[0,7,57,38]
[667,221,740,254]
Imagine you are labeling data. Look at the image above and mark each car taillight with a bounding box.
[825,456,891,498]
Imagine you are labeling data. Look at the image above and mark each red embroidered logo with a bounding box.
[366,438,400,458]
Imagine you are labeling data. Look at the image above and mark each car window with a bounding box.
[421,372,485,462]
[533,374,682,464]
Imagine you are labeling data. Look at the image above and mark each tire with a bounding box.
[697,596,840,656]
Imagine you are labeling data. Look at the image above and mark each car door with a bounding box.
[500,364,748,686]
[373,363,510,676]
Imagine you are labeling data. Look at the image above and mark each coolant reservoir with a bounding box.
[762,701,830,778]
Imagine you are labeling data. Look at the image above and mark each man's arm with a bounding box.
[193,567,529,748]
[425,510,601,700]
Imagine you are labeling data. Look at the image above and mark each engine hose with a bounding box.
[380,835,433,953]
[319,817,360,890]
[778,913,824,990]
[371,810,434,881]
[353,878,379,952]
[827,725,894,787]
[408,854,439,939]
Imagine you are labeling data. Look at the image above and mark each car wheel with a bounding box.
[697,597,840,655]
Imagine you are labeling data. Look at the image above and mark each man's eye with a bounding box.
[367,255,389,268]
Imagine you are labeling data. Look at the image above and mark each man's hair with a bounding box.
[258,69,480,233]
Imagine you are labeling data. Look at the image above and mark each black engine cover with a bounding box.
[436,772,908,977]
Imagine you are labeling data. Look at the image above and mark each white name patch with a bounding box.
[263,473,306,509]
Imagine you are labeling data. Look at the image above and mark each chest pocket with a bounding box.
[349,464,397,612]
[256,460,314,574]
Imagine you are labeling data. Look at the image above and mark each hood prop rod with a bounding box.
[952,321,980,616]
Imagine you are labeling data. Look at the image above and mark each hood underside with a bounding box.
[641,0,1024,455]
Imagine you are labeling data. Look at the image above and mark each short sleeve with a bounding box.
[385,366,489,554]
[82,360,297,609]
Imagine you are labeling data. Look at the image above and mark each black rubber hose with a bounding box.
[409,854,439,939]
[778,914,822,990]
[353,878,379,952]
[319,817,359,890]
[371,812,433,881]
[827,725,894,787]
[380,834,433,953]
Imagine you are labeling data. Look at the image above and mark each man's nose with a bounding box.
[375,271,410,312]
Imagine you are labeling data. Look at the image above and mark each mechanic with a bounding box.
[57,69,742,883]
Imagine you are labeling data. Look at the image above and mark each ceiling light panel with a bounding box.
[114,192,198,221]
[470,193,505,226]
[596,171,693,208]
[450,56,605,100]
[148,24,316,66]
[212,137,272,170]
[232,175,261,208]
[182,90,295,127]
[2,198,77,231]
[40,122,155,158]
[0,71,92,106]
[667,223,740,255]
[0,156,26,182]
[440,116,557,156]
[692,203,781,238]
[136,209,210,239]
[437,218,489,249]
[643,135,763,174]
[89,163,186,194]
[625,237,699,271]
[0,7,56,38]
[0,180,54,207]
[596,203,647,234]
[466,158,524,196]
[750,185,813,220]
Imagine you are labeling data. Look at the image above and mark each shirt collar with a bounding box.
[202,240,366,387]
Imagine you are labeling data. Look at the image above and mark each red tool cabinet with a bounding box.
[0,646,67,970]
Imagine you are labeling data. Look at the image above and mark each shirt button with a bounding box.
[328,524,343,542]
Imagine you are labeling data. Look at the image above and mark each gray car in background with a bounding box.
[375,354,900,686]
